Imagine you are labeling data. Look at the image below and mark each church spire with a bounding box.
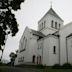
[50,1,52,8]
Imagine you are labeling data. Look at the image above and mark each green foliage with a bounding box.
[0,0,24,10]
[36,64,45,69]
[40,69,72,72]
[0,0,24,48]
[10,0,24,11]
[0,62,7,66]
[62,63,72,69]
[9,52,17,66]
[0,69,2,72]
[0,0,24,60]
[52,64,61,69]
[52,63,72,69]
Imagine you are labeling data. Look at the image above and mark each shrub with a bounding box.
[52,64,61,69]
[62,63,72,69]
[36,64,45,69]
[0,69,2,72]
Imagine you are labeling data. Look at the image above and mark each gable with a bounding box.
[38,8,63,23]
[48,8,63,21]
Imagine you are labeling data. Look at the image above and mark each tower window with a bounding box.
[42,23,43,29]
[59,24,60,28]
[55,22,57,29]
[44,21,46,28]
[39,24,41,30]
[25,38,27,50]
[32,55,35,63]
[53,46,56,54]
[51,20,53,28]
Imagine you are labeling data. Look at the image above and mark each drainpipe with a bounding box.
[58,35,60,65]
[66,38,68,63]
[42,39,44,65]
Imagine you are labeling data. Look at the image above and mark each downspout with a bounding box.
[42,38,44,65]
[66,38,68,63]
[58,35,60,65]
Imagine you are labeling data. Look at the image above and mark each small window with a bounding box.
[39,24,41,30]
[55,22,57,29]
[42,23,43,29]
[71,40,72,48]
[23,57,24,62]
[39,24,42,30]
[25,38,27,50]
[53,46,56,54]
[51,20,53,27]
[32,55,35,63]
[44,21,46,28]
[59,24,60,28]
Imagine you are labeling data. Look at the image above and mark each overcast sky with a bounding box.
[0,0,72,62]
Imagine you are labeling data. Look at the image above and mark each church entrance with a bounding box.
[32,55,35,63]
[37,56,42,64]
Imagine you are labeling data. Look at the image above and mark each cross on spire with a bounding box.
[50,1,52,8]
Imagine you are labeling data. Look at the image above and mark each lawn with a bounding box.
[0,67,13,72]
[40,69,72,72]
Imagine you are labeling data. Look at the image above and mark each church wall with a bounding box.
[66,37,72,64]
[48,14,63,28]
[14,7,72,66]
[48,36,59,66]
[14,27,33,65]
[28,35,38,63]
[38,13,63,35]
[42,37,50,66]
[59,22,72,65]
[37,39,44,64]
[42,35,59,66]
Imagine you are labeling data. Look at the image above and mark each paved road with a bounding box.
[0,66,40,72]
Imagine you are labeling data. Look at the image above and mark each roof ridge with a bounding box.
[48,8,63,21]
[31,29,45,37]
[38,8,63,23]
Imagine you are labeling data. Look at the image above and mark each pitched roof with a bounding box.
[38,8,63,23]
[31,29,45,37]
[48,8,63,21]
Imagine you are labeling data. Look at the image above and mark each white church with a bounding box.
[14,6,72,66]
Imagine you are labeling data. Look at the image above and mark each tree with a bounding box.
[9,52,17,66]
[0,0,25,61]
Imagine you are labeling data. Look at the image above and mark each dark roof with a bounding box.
[39,8,63,22]
[47,8,63,21]
[66,33,72,38]
[31,29,45,37]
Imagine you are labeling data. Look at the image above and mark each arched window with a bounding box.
[32,55,35,63]
[42,22,43,29]
[44,21,46,28]
[51,20,53,28]
[53,46,56,54]
[25,38,27,50]
[39,24,42,31]
[55,22,57,29]
[59,24,60,28]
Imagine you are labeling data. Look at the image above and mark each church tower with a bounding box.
[38,7,64,35]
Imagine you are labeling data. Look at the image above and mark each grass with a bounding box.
[0,67,12,72]
[40,69,72,72]
[0,66,72,72]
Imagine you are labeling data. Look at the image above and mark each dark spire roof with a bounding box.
[38,8,63,22]
[48,8,63,21]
